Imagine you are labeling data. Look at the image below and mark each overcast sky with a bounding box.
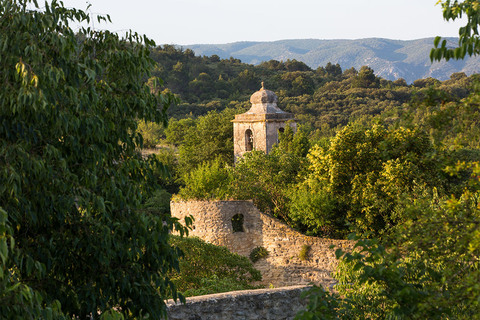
[62,0,465,45]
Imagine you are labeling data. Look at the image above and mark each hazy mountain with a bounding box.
[181,38,480,83]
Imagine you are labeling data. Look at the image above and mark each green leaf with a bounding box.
[335,248,344,259]
[0,238,7,264]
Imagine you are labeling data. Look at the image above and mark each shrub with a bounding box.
[137,120,165,148]
[177,158,232,200]
[143,189,171,214]
[169,236,262,296]
[249,246,269,263]
[152,147,181,194]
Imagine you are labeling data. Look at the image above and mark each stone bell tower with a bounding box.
[232,83,296,162]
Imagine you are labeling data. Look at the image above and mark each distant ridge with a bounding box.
[181,38,480,83]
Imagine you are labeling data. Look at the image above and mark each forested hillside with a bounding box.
[146,44,477,143]
[143,41,480,216]
[182,38,480,83]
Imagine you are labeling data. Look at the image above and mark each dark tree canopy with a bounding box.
[0,1,185,318]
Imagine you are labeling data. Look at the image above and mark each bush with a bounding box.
[249,246,269,263]
[153,147,181,194]
[289,179,347,238]
[177,158,232,200]
[169,236,262,296]
[143,189,171,214]
[137,120,165,148]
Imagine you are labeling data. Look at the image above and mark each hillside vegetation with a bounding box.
[142,44,480,235]
[146,45,477,143]
[182,38,480,83]
[143,20,480,316]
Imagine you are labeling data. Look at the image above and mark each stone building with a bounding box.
[171,85,353,289]
[171,200,353,288]
[232,83,296,162]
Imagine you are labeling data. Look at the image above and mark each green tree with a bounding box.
[403,85,480,153]
[233,69,260,92]
[165,117,196,145]
[177,158,232,200]
[230,127,308,223]
[393,78,408,86]
[289,179,347,238]
[292,74,315,96]
[275,125,310,158]
[278,71,315,96]
[258,59,286,71]
[189,72,215,100]
[294,124,443,236]
[352,66,380,88]
[412,77,440,88]
[0,1,186,318]
[1,208,67,319]
[137,120,165,148]
[177,108,238,176]
[297,173,480,319]
[317,62,342,79]
[284,59,312,72]
[431,0,480,61]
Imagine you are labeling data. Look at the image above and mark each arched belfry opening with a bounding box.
[245,129,253,151]
[232,83,296,162]
[277,127,285,143]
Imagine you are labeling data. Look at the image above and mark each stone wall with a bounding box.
[167,285,310,320]
[171,200,353,288]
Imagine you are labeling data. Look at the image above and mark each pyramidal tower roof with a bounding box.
[233,83,294,122]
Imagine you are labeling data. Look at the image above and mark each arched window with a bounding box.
[231,214,244,233]
[277,127,285,143]
[245,129,253,151]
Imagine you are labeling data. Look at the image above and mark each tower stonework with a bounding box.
[233,84,296,162]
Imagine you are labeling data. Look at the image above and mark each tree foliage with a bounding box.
[177,158,232,200]
[148,44,476,138]
[290,124,444,237]
[351,66,380,88]
[297,170,480,319]
[0,1,185,318]
[432,0,480,61]
[296,2,480,316]
[176,108,238,176]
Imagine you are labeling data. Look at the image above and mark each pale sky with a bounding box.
[61,0,465,45]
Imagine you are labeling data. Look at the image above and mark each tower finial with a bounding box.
[261,81,265,90]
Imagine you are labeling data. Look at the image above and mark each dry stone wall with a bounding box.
[171,200,353,288]
[167,285,310,320]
